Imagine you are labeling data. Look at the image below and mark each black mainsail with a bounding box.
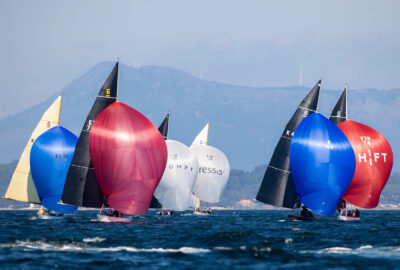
[329,85,347,125]
[330,86,348,212]
[149,113,170,209]
[256,80,321,208]
[61,62,119,208]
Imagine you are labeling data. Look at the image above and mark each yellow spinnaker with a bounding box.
[3,95,62,203]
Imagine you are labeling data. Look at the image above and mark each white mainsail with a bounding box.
[191,122,209,146]
[190,123,230,203]
[154,140,199,211]
[3,95,62,203]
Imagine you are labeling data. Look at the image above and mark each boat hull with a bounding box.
[288,214,316,221]
[96,214,131,223]
[193,210,212,216]
[338,215,360,221]
[37,214,64,220]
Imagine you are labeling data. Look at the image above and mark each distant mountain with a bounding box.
[1,62,399,171]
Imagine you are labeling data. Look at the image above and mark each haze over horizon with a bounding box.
[1,1,400,118]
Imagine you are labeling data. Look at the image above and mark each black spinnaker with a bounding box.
[256,80,321,208]
[329,85,347,125]
[149,113,170,209]
[61,62,119,208]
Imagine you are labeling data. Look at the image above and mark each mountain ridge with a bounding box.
[1,62,399,171]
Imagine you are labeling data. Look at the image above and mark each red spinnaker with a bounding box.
[89,102,167,215]
[338,120,393,208]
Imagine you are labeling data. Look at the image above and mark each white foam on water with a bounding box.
[291,228,301,231]
[277,220,286,222]
[285,238,293,244]
[0,241,210,254]
[83,237,106,243]
[318,247,352,254]
[301,245,400,259]
[358,245,373,250]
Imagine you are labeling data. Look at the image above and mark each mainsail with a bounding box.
[338,120,393,208]
[61,62,118,207]
[89,102,168,215]
[289,113,356,215]
[329,86,347,125]
[3,95,62,203]
[150,113,170,209]
[190,123,230,203]
[256,81,321,208]
[30,126,78,214]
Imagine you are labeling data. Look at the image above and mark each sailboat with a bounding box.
[337,120,393,220]
[329,86,393,220]
[61,62,119,208]
[289,113,356,216]
[153,114,199,215]
[89,102,168,222]
[3,95,62,212]
[256,81,321,216]
[190,123,230,215]
[30,126,78,218]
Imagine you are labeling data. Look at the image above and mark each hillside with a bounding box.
[1,62,399,172]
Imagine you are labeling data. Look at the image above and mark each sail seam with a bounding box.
[268,165,291,173]
[70,164,94,169]
[330,115,346,118]
[97,96,116,99]
[298,106,316,112]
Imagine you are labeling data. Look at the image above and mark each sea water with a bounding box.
[0,210,399,269]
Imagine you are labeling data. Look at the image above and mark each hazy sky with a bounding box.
[1,0,399,117]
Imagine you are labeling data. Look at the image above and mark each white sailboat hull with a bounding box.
[338,215,360,221]
[37,214,64,220]
[96,214,131,223]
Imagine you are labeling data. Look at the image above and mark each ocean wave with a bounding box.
[83,237,106,243]
[0,241,210,254]
[301,245,400,259]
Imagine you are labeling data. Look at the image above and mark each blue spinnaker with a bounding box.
[30,126,78,214]
[289,113,356,215]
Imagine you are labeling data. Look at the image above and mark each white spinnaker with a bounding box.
[3,95,62,203]
[154,140,199,211]
[190,145,230,203]
[191,122,209,146]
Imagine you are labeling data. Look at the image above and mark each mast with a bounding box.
[3,95,62,203]
[329,85,348,125]
[61,62,119,208]
[256,80,321,208]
